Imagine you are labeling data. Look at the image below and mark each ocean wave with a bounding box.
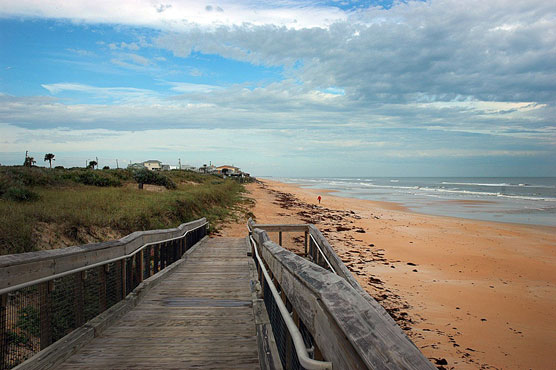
[339,183,556,202]
[441,181,554,188]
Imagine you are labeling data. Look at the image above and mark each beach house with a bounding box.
[128,160,166,171]
[215,165,240,175]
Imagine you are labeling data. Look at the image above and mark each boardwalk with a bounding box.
[58,238,261,369]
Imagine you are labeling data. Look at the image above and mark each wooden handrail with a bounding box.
[249,223,435,369]
[0,218,207,293]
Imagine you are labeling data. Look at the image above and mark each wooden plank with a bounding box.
[251,224,308,233]
[55,238,262,369]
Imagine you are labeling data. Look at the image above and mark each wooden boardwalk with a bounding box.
[58,238,261,369]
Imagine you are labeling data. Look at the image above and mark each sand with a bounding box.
[219,179,556,369]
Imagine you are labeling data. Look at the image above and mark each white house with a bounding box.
[128,160,164,171]
[143,160,162,171]
[215,165,240,175]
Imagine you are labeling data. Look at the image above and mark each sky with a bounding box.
[0,0,554,177]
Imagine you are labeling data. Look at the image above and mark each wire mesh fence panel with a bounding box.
[1,223,207,370]
[105,262,122,309]
[51,274,78,343]
[82,269,101,323]
[263,279,302,370]
[1,286,41,370]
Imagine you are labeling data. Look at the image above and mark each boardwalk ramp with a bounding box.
[58,237,261,369]
[1,217,434,370]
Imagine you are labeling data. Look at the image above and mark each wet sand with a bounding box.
[220,179,556,369]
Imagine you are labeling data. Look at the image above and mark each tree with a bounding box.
[23,156,36,167]
[44,153,55,168]
[88,160,98,169]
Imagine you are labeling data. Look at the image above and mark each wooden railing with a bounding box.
[0,218,208,370]
[248,220,435,370]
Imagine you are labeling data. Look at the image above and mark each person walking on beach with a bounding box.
[318,195,321,204]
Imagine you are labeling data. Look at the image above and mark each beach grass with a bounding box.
[0,166,249,255]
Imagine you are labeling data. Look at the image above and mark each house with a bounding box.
[180,164,197,171]
[215,165,240,175]
[127,160,166,171]
[128,162,144,170]
[143,160,162,171]
[199,164,217,173]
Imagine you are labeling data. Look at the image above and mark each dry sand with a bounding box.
[220,179,556,369]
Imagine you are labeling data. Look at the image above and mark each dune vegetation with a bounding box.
[0,166,253,255]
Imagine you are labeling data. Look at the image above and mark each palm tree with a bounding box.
[44,153,55,168]
[88,160,98,169]
[24,156,36,167]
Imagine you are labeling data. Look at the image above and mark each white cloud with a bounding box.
[0,0,346,29]
[40,83,161,104]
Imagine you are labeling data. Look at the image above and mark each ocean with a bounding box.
[273,177,556,227]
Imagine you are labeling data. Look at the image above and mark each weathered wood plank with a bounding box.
[250,224,308,233]
[54,238,262,369]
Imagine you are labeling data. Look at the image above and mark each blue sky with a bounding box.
[0,0,554,176]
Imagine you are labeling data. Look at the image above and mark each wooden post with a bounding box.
[145,246,151,278]
[138,250,144,283]
[180,237,185,256]
[304,231,308,256]
[152,246,157,274]
[278,231,282,246]
[121,259,127,298]
[160,243,166,270]
[114,262,122,303]
[99,265,107,312]
[1,293,8,364]
[74,273,85,327]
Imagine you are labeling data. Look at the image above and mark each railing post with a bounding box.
[40,281,53,350]
[154,245,159,273]
[279,231,282,246]
[173,239,178,262]
[121,259,127,299]
[138,250,144,284]
[162,242,166,269]
[304,230,308,256]
[0,293,6,367]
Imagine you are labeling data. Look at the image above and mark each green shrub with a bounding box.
[133,169,176,189]
[66,170,122,187]
[3,186,40,202]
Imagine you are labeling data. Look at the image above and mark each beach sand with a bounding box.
[220,179,556,369]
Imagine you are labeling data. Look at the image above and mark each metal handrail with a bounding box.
[308,233,337,275]
[0,221,208,296]
[249,235,333,370]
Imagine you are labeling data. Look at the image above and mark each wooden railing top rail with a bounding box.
[248,223,309,233]
[0,218,207,292]
[250,219,405,328]
[250,224,435,369]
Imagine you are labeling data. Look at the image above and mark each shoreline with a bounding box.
[267,177,556,228]
[221,178,556,369]
[280,181,556,231]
